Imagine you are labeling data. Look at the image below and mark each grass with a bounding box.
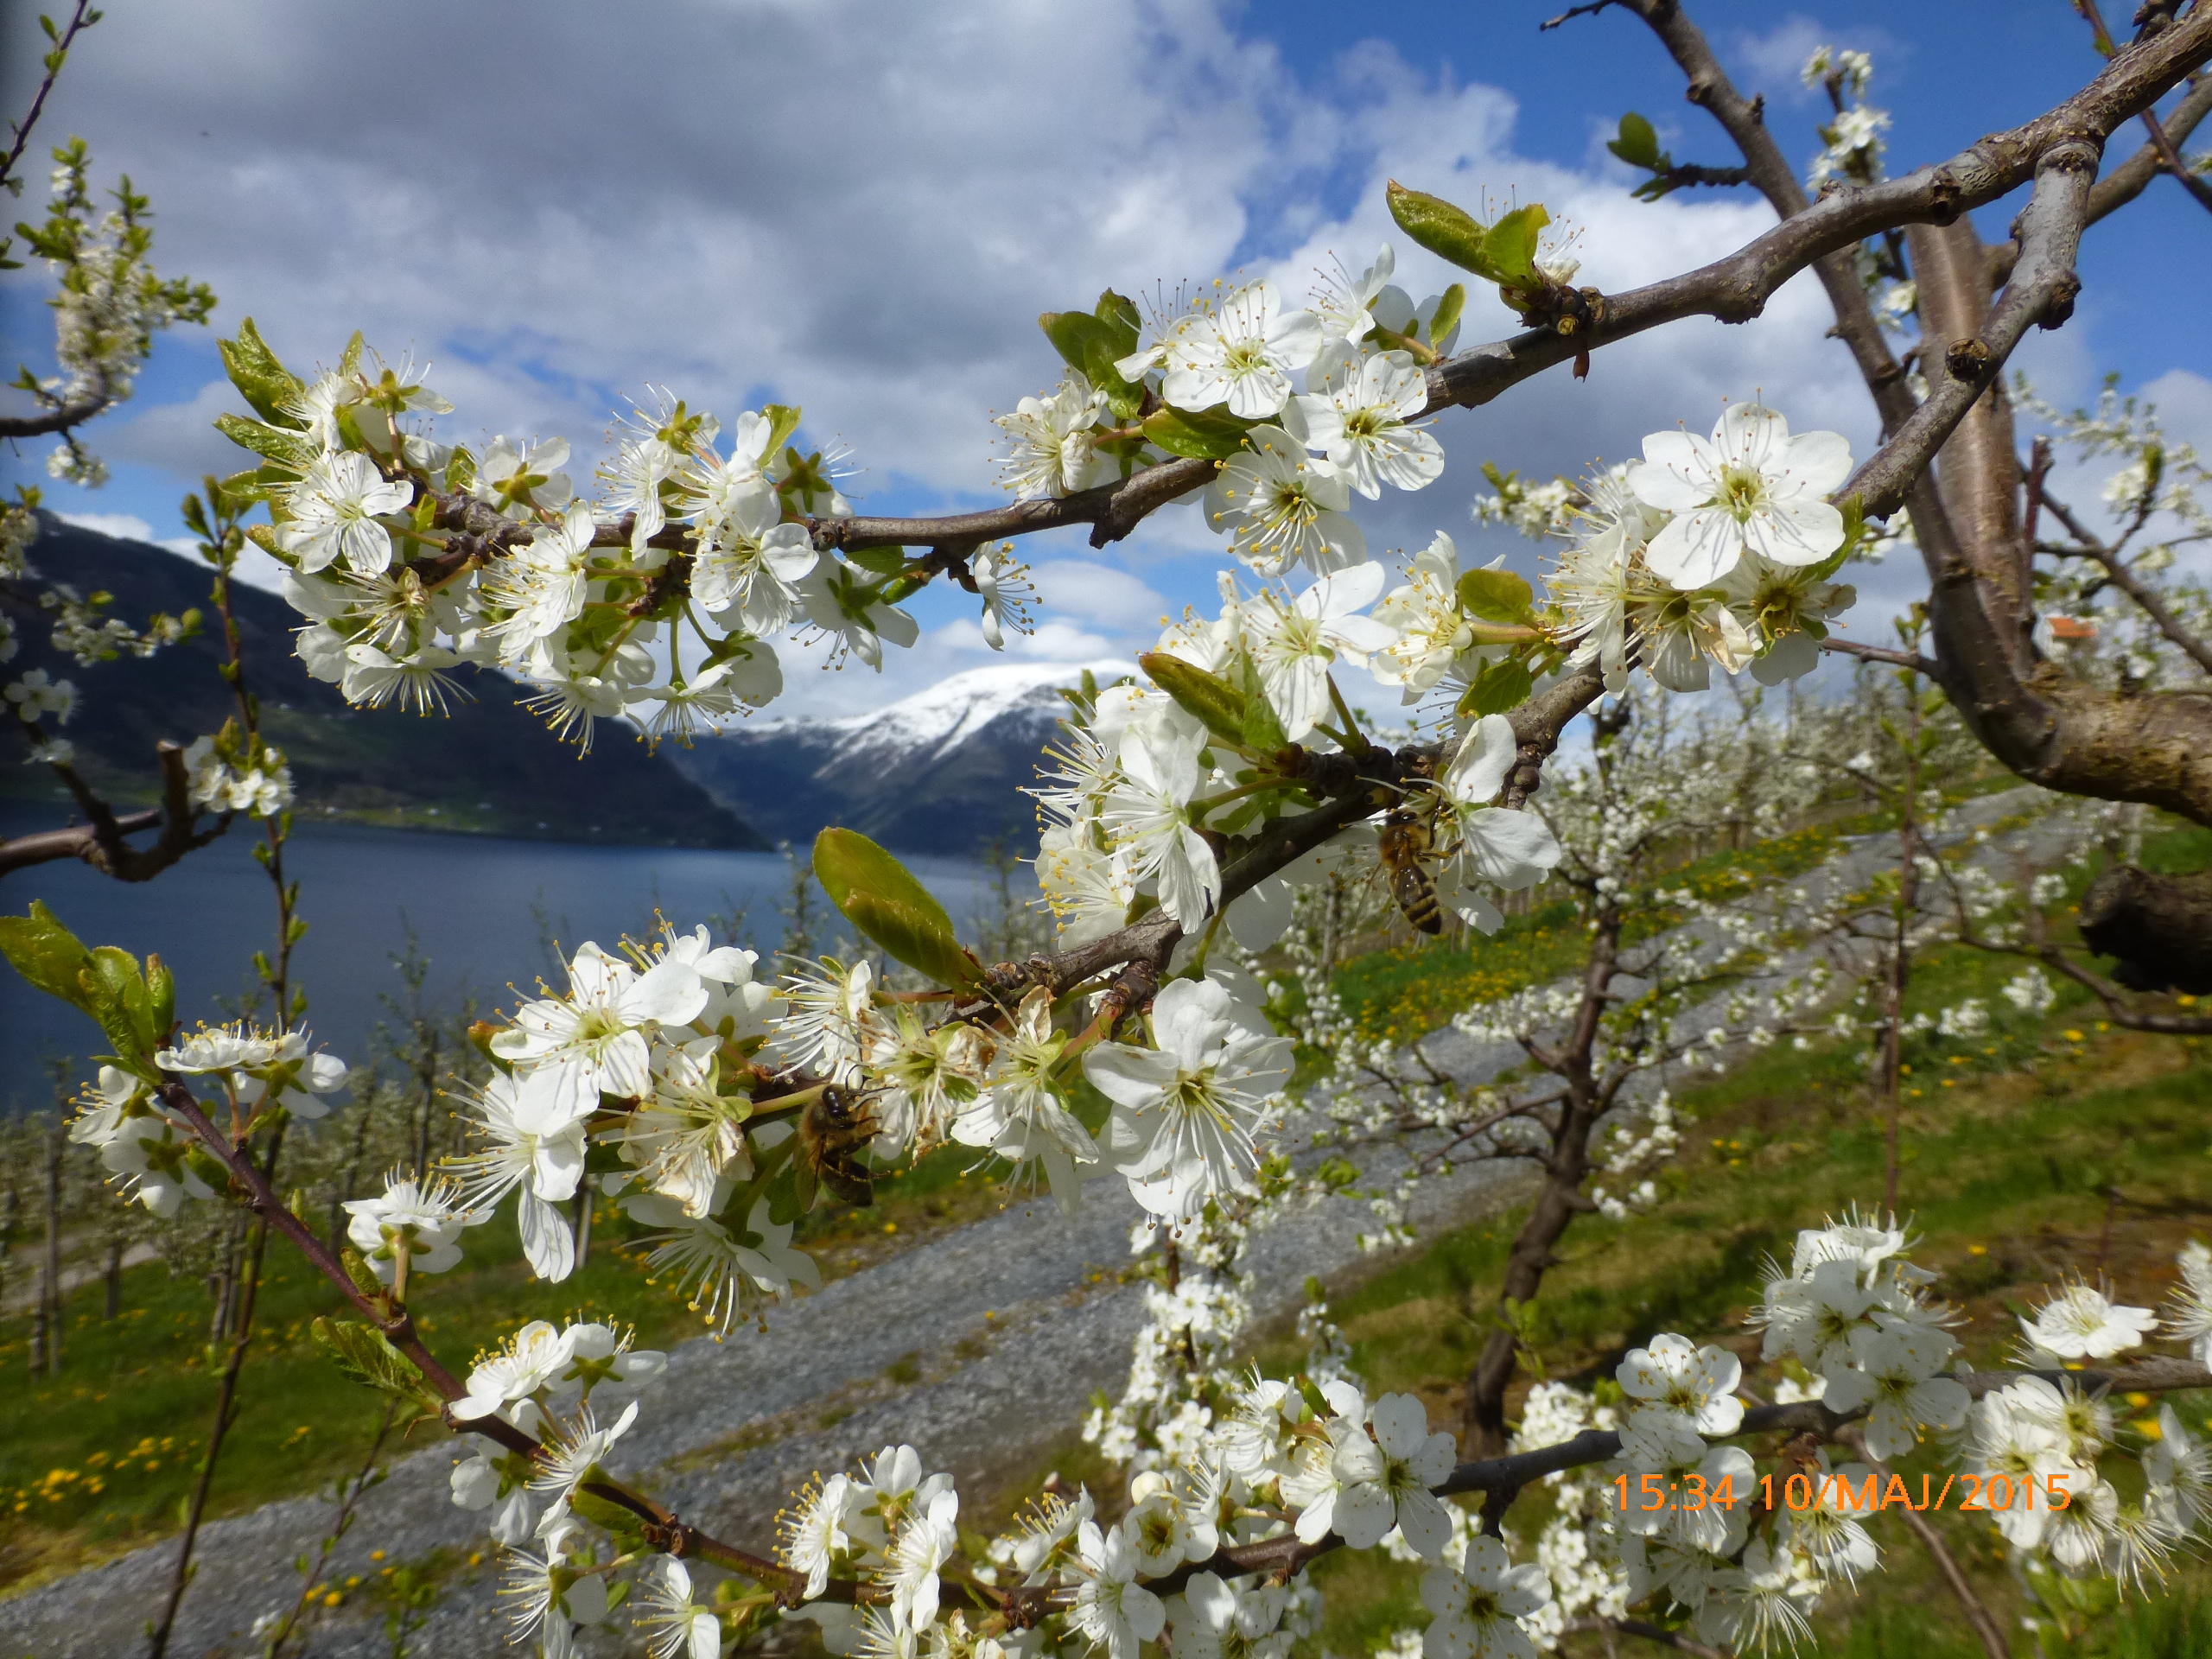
[1264,997,2212,1657]
[1333,820,1847,1047]
[0,1139,1016,1594]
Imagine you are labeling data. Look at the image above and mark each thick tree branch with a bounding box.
[1845,138,2103,520]
[0,395,113,441]
[0,741,228,880]
[1992,73,2212,283]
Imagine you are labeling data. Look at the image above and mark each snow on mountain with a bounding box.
[664,659,1128,855]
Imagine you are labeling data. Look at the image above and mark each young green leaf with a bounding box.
[1228,649,1290,753]
[1457,658,1535,719]
[1478,204,1551,291]
[812,829,981,989]
[1458,568,1535,624]
[218,319,306,426]
[1607,111,1663,170]
[311,1318,440,1409]
[1139,651,1249,749]
[0,901,99,1013]
[1140,404,1254,461]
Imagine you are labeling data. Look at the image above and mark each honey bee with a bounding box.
[1377,802,1443,936]
[797,1084,880,1206]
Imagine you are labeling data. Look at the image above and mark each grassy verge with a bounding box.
[0,1142,1007,1594]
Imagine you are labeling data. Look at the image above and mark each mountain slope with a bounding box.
[4,518,764,849]
[666,659,1125,855]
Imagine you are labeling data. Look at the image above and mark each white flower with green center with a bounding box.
[1072,1517,1166,1659]
[1821,1324,1967,1461]
[528,1398,639,1510]
[494,940,708,1104]
[482,503,598,649]
[1715,550,1857,683]
[634,1556,721,1659]
[1617,1333,1745,1437]
[342,1167,476,1283]
[1323,1392,1458,1559]
[340,641,463,713]
[888,1485,958,1630]
[870,1007,991,1155]
[451,1319,575,1421]
[1289,344,1443,498]
[1084,976,1290,1219]
[796,557,919,671]
[1243,562,1395,742]
[1628,402,1852,588]
[547,1319,666,1408]
[690,480,817,634]
[448,1066,601,1281]
[623,1040,753,1217]
[1697,1539,1816,1655]
[99,1114,213,1217]
[1635,584,1753,692]
[277,449,412,576]
[995,372,1111,499]
[1419,1535,1550,1659]
[952,987,1097,1212]
[1371,531,1478,700]
[1204,427,1366,577]
[470,434,574,521]
[499,1518,607,1656]
[1169,1571,1291,1659]
[2018,1281,2158,1360]
[623,1192,821,1333]
[1100,721,1218,928]
[1163,280,1321,418]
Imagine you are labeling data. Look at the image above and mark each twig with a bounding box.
[1819,638,1941,677]
[1833,1422,2010,1659]
[2039,490,2212,676]
[0,0,95,194]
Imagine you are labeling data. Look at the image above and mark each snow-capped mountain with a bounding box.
[665,660,1127,855]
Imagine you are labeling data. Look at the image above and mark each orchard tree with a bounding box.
[8,4,2212,1658]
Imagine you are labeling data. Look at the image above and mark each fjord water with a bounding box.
[0,810,991,1106]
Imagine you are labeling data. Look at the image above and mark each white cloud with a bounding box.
[1027,560,1170,631]
[1729,16,1908,105]
[98,377,252,479]
[60,511,156,542]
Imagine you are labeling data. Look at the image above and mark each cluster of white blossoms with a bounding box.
[1033,560,1559,950]
[1523,403,1862,695]
[23,139,216,488]
[68,1032,349,1216]
[181,729,295,817]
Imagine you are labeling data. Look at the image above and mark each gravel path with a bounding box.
[0,1140,1529,1658]
[0,790,2069,1658]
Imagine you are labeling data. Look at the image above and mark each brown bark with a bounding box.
[2079,865,2212,992]
[1462,905,1620,1456]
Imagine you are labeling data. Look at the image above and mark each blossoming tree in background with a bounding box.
[10,3,2212,1656]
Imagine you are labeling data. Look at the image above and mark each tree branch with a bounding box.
[2040,490,2212,677]
[1832,1422,2009,1659]
[1992,73,2212,283]
[1819,637,1940,677]
[0,741,229,881]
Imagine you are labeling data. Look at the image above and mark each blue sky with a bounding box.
[3,0,2204,717]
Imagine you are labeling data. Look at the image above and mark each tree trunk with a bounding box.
[41,1118,64,1375]
[103,1233,124,1320]
[2078,865,2212,993]
[1462,908,1620,1456]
